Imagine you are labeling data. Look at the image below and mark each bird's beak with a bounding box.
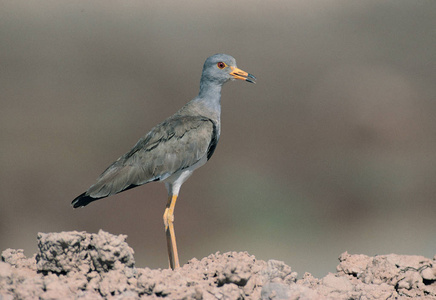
[230,66,256,84]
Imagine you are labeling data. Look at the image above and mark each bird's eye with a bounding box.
[217,62,226,69]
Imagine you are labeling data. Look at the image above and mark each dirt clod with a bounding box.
[1,231,435,299]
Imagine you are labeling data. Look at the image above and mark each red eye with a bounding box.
[217,62,226,69]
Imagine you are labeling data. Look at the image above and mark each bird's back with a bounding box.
[72,112,218,207]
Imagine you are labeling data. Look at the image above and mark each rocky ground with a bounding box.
[1,230,435,299]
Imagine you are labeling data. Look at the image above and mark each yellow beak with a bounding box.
[229,66,256,83]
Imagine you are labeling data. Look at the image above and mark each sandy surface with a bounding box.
[1,230,435,299]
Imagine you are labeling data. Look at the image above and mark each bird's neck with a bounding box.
[198,79,223,100]
[191,80,223,121]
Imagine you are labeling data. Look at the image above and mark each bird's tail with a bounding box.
[71,192,105,208]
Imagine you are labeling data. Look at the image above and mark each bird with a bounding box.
[71,53,256,270]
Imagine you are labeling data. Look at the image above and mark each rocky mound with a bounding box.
[1,230,435,299]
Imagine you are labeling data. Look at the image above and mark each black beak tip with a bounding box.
[246,73,256,84]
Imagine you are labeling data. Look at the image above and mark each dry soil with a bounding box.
[1,230,435,299]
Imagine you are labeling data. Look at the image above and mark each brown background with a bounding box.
[1,1,435,277]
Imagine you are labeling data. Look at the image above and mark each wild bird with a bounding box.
[71,54,255,270]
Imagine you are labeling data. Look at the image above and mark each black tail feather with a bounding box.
[71,184,140,208]
[71,192,105,208]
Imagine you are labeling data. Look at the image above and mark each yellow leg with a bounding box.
[163,194,180,270]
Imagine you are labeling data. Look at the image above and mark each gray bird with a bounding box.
[72,54,255,270]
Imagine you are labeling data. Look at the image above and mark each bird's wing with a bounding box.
[85,115,218,199]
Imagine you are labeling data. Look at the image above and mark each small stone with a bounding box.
[322,273,353,292]
[421,266,436,281]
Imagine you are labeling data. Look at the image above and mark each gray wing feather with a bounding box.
[86,115,216,198]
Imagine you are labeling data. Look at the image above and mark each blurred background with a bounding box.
[1,1,435,277]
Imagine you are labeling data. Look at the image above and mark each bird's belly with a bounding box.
[163,155,208,195]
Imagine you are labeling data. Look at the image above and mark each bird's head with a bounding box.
[201,54,256,85]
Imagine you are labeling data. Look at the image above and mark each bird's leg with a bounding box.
[163,194,180,270]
